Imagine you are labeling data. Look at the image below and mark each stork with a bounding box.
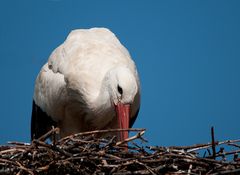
[31,28,140,142]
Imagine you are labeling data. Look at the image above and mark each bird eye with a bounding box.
[117,85,123,95]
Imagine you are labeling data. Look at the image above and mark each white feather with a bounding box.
[34,28,140,137]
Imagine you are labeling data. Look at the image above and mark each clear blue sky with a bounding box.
[0,0,239,146]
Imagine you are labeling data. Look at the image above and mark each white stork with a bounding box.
[31,28,140,142]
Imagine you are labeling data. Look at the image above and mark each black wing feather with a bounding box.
[129,108,140,128]
[31,100,57,140]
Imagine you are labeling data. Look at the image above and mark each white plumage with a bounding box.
[31,28,140,141]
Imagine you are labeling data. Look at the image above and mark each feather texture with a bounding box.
[32,28,140,139]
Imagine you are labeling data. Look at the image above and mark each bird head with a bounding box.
[107,66,138,141]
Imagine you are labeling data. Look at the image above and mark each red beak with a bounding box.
[115,103,130,141]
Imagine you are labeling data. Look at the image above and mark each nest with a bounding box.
[0,127,240,175]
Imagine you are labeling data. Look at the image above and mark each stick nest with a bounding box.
[0,128,240,175]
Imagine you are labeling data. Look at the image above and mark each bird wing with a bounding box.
[31,100,57,140]
[130,107,140,128]
[32,63,67,140]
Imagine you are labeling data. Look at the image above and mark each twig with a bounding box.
[36,127,60,142]
[59,128,145,142]
[187,164,192,175]
[211,126,216,159]
[16,161,34,175]
[116,130,145,146]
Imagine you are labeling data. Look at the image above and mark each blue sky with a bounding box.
[0,1,239,146]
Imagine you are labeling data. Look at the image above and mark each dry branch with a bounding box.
[0,128,239,175]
